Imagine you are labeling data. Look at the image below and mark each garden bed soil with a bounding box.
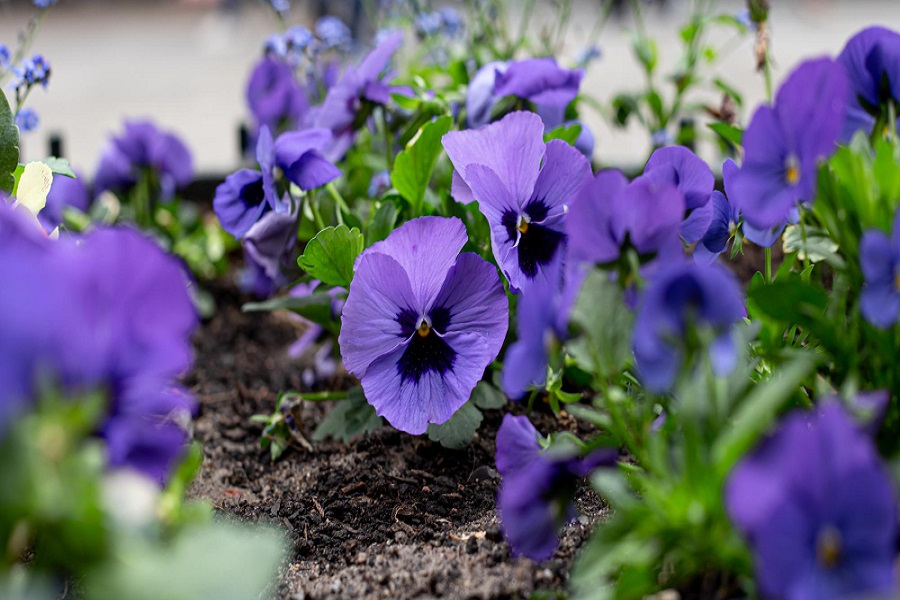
[185,282,605,600]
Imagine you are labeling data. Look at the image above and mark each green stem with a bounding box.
[306,194,326,231]
[326,182,351,221]
[765,246,772,282]
[1,10,48,87]
[301,390,349,402]
[382,108,394,172]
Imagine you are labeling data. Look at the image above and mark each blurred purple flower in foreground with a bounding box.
[41,168,91,231]
[633,260,745,393]
[837,26,900,142]
[339,217,507,434]
[859,208,900,329]
[726,403,897,600]
[496,414,615,561]
[693,191,738,265]
[0,205,197,484]
[443,111,591,291]
[643,145,714,243]
[94,119,193,202]
[725,58,847,234]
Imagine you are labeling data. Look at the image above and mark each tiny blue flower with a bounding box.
[263,33,288,59]
[0,45,10,70]
[650,128,673,147]
[575,44,602,68]
[32,0,58,7]
[268,0,289,15]
[439,7,464,37]
[285,26,313,51]
[415,11,443,38]
[15,108,39,133]
[315,16,352,51]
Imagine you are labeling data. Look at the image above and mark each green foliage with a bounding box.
[426,400,484,449]
[297,224,365,288]
[568,269,634,380]
[0,91,19,193]
[707,122,743,145]
[391,115,453,216]
[471,381,507,410]
[243,290,337,329]
[544,123,582,146]
[313,387,383,443]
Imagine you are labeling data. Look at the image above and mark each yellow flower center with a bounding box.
[816,525,842,570]
[785,155,800,186]
[516,214,530,234]
[416,316,431,337]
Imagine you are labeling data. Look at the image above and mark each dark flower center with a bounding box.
[501,200,566,279]
[240,180,266,207]
[816,525,842,570]
[396,306,456,383]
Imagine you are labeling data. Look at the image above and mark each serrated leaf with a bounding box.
[544,123,581,146]
[0,91,19,193]
[297,224,365,288]
[707,121,743,145]
[426,400,483,449]
[568,269,634,379]
[471,381,507,410]
[242,291,334,326]
[312,387,383,443]
[392,115,453,215]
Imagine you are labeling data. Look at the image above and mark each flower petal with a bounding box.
[529,139,592,215]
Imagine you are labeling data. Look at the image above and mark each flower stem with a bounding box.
[326,182,351,223]
[381,107,394,172]
[765,246,772,282]
[300,390,349,402]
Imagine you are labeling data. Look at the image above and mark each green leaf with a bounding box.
[713,355,816,473]
[0,91,19,193]
[568,269,634,378]
[426,400,483,449]
[782,225,844,268]
[367,201,398,245]
[242,291,335,326]
[544,123,582,146]
[748,277,828,324]
[707,122,743,145]
[43,156,76,178]
[297,224,365,288]
[312,387,383,443]
[471,381,507,410]
[391,115,453,215]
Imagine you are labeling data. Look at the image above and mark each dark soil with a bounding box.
[185,281,606,600]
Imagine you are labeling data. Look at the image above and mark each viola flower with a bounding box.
[247,56,308,131]
[465,58,583,130]
[837,26,900,142]
[94,120,193,201]
[308,31,409,161]
[633,260,745,393]
[643,145,714,243]
[501,261,580,399]
[242,209,298,288]
[726,403,897,600]
[314,15,353,51]
[214,126,339,239]
[15,107,39,133]
[859,209,900,328]
[443,111,592,291]
[726,58,848,232]
[339,217,508,435]
[566,168,684,268]
[721,158,791,248]
[0,211,198,484]
[496,414,615,561]
[693,191,738,265]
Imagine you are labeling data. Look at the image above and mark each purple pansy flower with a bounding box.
[94,120,193,201]
[246,56,308,131]
[0,208,197,484]
[443,111,592,291]
[496,414,615,561]
[837,26,900,142]
[643,145,714,243]
[693,191,737,265]
[501,260,581,399]
[214,126,339,239]
[859,208,900,328]
[339,217,508,435]
[309,31,409,161]
[726,58,848,232]
[633,260,745,393]
[566,168,684,267]
[242,209,298,289]
[722,158,793,248]
[726,403,897,600]
[466,58,584,131]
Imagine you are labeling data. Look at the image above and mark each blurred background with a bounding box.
[1,0,898,175]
